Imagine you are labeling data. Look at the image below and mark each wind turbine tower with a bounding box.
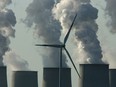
[36,14,80,87]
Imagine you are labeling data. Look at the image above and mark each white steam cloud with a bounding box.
[0,0,30,71]
[0,0,16,66]
[0,0,11,10]
[53,0,103,64]
[3,50,30,71]
[102,46,116,68]
[24,0,68,67]
[105,0,116,33]
[24,0,105,65]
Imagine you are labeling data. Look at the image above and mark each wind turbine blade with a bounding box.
[64,14,77,44]
[35,44,63,48]
[64,47,81,78]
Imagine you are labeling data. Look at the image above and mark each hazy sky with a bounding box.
[4,0,116,87]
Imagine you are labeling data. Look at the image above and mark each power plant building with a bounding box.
[42,68,72,87]
[1,64,116,87]
[12,71,38,87]
[0,66,7,87]
[78,64,109,87]
[109,69,116,87]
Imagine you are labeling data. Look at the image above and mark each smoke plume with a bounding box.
[0,0,12,10]
[102,46,116,68]
[0,0,16,66]
[53,0,103,64]
[24,0,68,67]
[105,0,116,33]
[3,50,30,71]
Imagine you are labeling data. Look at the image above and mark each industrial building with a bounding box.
[0,64,116,87]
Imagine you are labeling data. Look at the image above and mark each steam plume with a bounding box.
[0,0,16,66]
[105,0,116,33]
[53,0,103,64]
[24,0,68,67]
[0,0,11,10]
[3,50,30,71]
[102,47,116,68]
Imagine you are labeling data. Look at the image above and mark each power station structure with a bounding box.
[0,66,7,87]
[109,69,116,87]
[42,68,72,87]
[78,64,109,87]
[1,65,116,87]
[11,71,38,87]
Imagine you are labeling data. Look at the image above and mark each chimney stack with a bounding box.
[42,68,72,87]
[12,71,38,87]
[0,66,7,87]
[78,64,109,87]
[109,69,116,87]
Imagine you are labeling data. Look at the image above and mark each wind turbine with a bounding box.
[35,14,81,79]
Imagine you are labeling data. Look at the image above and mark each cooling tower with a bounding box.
[78,64,109,87]
[12,71,38,87]
[42,68,72,87]
[0,66,7,87]
[109,69,116,87]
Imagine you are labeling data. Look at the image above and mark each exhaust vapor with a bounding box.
[3,50,30,71]
[0,0,12,10]
[0,0,30,71]
[105,0,116,33]
[24,0,68,67]
[53,0,103,64]
[0,0,16,66]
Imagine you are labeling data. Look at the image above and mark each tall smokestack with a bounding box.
[109,69,116,87]
[43,68,72,87]
[12,71,38,87]
[78,64,109,87]
[0,66,7,87]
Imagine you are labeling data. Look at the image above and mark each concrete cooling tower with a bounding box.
[0,66,7,87]
[109,69,116,87]
[78,64,109,87]
[12,71,38,87]
[42,68,72,87]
